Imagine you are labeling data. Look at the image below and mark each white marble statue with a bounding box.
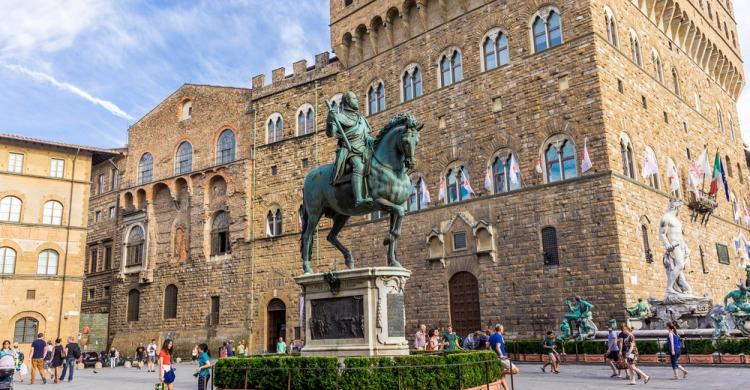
[659,199,694,300]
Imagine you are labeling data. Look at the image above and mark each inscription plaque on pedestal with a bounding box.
[310,296,365,340]
[386,294,405,337]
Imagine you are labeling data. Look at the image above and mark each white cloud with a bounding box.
[4,64,134,120]
[0,0,106,59]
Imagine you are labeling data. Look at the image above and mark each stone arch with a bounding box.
[370,15,385,53]
[295,103,315,136]
[208,174,228,204]
[400,62,423,102]
[8,311,47,341]
[123,192,134,210]
[135,188,147,210]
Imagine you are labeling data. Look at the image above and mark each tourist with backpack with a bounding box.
[667,322,688,380]
[60,337,81,382]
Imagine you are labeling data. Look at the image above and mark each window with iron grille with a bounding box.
[164,284,178,319]
[126,226,145,266]
[641,225,653,263]
[210,296,220,326]
[453,232,467,250]
[26,290,35,300]
[14,317,38,343]
[542,227,559,265]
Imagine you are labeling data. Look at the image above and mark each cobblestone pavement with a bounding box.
[509,362,747,389]
[8,361,747,389]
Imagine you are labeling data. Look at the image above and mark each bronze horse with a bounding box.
[300,114,422,274]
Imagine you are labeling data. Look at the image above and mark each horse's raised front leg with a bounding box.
[327,213,353,269]
[301,211,321,274]
[386,210,403,268]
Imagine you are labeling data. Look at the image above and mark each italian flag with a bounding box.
[708,152,729,200]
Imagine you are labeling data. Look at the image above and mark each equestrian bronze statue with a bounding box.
[300,91,422,274]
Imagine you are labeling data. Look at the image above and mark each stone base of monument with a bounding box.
[295,267,411,357]
[647,296,713,329]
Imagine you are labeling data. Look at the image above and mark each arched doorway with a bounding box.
[266,299,286,352]
[449,272,481,338]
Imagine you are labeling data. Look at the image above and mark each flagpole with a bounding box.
[700,145,707,196]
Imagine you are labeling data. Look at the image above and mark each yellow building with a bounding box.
[0,134,119,349]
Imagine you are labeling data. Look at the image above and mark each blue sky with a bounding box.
[1,1,749,148]
[0,0,330,147]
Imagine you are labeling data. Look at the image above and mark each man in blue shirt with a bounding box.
[489,325,506,357]
[605,320,621,378]
[30,333,47,384]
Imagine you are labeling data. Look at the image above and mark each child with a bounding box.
[540,331,560,374]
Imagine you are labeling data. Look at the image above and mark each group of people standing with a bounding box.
[0,333,82,385]
[413,324,518,390]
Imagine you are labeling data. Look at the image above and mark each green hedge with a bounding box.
[714,339,750,355]
[214,351,502,390]
[683,339,714,355]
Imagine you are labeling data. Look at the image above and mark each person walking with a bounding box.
[159,339,176,390]
[276,337,287,355]
[490,325,517,390]
[29,333,47,384]
[43,340,54,379]
[540,331,560,374]
[60,336,80,382]
[147,339,158,372]
[135,343,146,369]
[622,325,650,385]
[195,343,211,390]
[442,325,463,351]
[667,322,688,380]
[50,338,63,383]
[413,324,427,350]
[605,321,621,378]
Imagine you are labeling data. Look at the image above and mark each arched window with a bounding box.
[267,115,283,143]
[605,9,618,47]
[216,129,236,164]
[0,196,22,222]
[266,209,282,237]
[0,247,16,274]
[532,9,563,52]
[126,225,145,266]
[367,82,385,115]
[439,49,463,87]
[483,30,509,71]
[630,33,643,67]
[407,176,427,212]
[211,211,230,255]
[620,136,635,179]
[181,100,192,121]
[42,200,63,225]
[544,138,577,183]
[541,226,559,265]
[652,51,664,84]
[671,68,681,96]
[137,153,153,185]
[127,289,140,321]
[402,67,422,102]
[163,284,177,319]
[641,224,653,262]
[716,105,725,133]
[14,317,38,343]
[644,147,661,190]
[174,141,193,175]
[446,166,471,204]
[297,105,315,136]
[492,152,521,194]
[37,249,58,275]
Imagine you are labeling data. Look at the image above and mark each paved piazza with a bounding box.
[7,361,747,389]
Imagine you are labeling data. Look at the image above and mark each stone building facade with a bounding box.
[0,134,118,351]
[79,150,125,351]
[97,0,748,354]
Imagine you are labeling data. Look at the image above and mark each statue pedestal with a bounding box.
[648,296,713,329]
[295,267,411,357]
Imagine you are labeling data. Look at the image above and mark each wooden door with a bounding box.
[449,272,481,338]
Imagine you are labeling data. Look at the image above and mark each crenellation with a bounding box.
[271,67,286,83]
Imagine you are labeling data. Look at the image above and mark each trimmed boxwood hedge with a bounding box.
[214,351,502,390]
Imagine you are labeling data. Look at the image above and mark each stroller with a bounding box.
[0,354,15,390]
